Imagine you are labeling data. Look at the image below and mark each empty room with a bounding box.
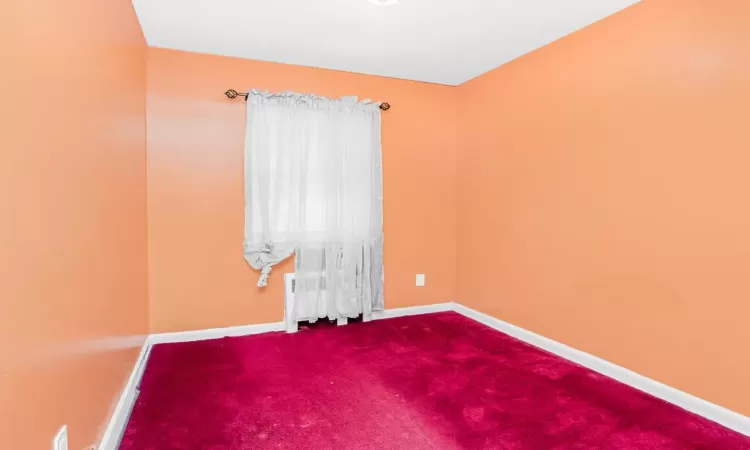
[2,0,750,448]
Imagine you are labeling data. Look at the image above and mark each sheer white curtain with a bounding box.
[243,90,384,322]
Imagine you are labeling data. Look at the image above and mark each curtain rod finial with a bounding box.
[225,89,239,99]
[379,102,391,111]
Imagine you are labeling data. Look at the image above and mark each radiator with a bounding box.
[283,273,298,333]
[284,273,369,333]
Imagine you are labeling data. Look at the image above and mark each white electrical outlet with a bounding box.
[53,425,68,450]
[416,274,425,286]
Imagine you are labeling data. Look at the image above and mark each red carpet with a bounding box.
[121,312,750,449]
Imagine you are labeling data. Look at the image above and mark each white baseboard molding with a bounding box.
[99,302,749,449]
[98,343,151,450]
[98,307,453,448]
[146,321,285,346]
[371,302,455,321]
[99,321,284,449]
[452,303,750,437]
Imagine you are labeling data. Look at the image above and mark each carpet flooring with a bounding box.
[121,312,750,449]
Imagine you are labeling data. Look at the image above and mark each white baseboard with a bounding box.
[146,321,285,346]
[99,302,749,449]
[98,321,284,449]
[451,303,750,437]
[371,302,454,321]
[97,307,453,448]
[98,343,151,450]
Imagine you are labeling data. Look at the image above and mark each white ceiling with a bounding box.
[132,0,639,86]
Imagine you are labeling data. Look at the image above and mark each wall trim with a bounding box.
[146,321,286,346]
[97,307,453,448]
[99,301,749,449]
[99,321,285,449]
[451,303,750,437]
[371,302,454,320]
[98,343,151,450]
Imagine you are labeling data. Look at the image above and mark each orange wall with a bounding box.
[457,0,750,415]
[147,48,457,333]
[0,0,148,448]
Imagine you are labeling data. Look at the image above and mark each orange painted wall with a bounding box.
[457,0,750,415]
[147,48,457,333]
[0,0,148,448]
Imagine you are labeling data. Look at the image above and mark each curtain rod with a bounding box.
[224,89,391,111]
